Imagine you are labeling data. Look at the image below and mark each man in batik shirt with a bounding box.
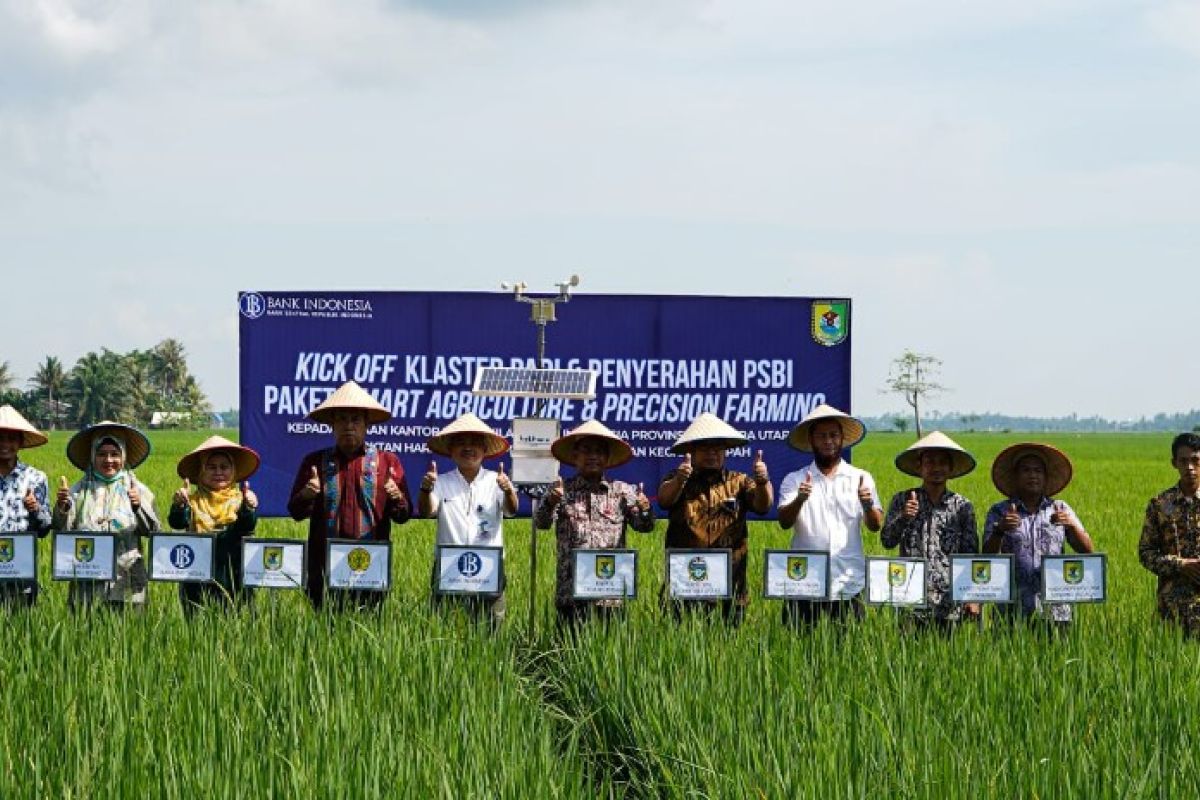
[0,406,51,607]
[1139,432,1200,636]
[983,442,1094,630]
[534,420,655,625]
[882,431,979,630]
[289,382,411,609]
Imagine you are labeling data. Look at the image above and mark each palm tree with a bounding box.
[67,350,132,427]
[0,361,14,393]
[123,350,159,425]
[29,356,67,429]
[150,339,188,401]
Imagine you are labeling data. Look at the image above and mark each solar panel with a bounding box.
[472,367,597,399]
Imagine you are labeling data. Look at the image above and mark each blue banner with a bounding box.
[239,291,853,518]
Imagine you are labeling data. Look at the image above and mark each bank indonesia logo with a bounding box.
[239,292,266,319]
[458,551,483,578]
[170,544,196,570]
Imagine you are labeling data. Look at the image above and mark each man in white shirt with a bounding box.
[419,413,517,624]
[777,404,882,627]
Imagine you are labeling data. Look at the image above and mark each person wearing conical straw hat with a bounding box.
[420,413,517,625]
[52,420,160,609]
[777,404,881,627]
[982,442,1093,631]
[287,381,412,610]
[1139,433,1200,637]
[0,406,52,607]
[881,431,980,630]
[534,419,655,626]
[169,435,261,613]
[658,412,772,626]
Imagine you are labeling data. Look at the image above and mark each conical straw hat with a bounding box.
[894,431,976,479]
[787,404,866,451]
[551,419,633,468]
[992,442,1073,498]
[427,413,510,458]
[67,421,151,471]
[671,413,748,455]
[308,381,391,425]
[0,405,48,449]
[176,435,261,483]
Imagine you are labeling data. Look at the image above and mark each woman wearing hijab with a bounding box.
[169,435,260,612]
[52,421,160,609]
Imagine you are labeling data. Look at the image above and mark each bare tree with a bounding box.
[882,350,945,438]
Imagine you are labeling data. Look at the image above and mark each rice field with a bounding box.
[2,430,1197,798]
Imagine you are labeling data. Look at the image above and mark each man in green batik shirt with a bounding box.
[1139,432,1200,636]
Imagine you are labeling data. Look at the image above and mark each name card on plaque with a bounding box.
[53,532,117,581]
[327,539,391,591]
[436,545,504,595]
[243,539,306,589]
[950,555,1015,604]
[763,549,829,600]
[572,549,637,600]
[0,534,37,581]
[666,549,731,600]
[1041,553,1107,604]
[149,534,214,583]
[865,557,927,607]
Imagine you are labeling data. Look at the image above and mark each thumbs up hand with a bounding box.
[796,468,814,505]
[496,462,514,494]
[127,477,141,511]
[1050,500,1074,529]
[57,476,70,510]
[902,490,919,519]
[383,469,403,502]
[1001,502,1021,533]
[636,481,651,512]
[241,480,258,510]
[856,475,872,507]
[752,449,769,485]
[22,489,39,514]
[677,453,693,482]
[548,476,565,506]
[174,478,192,508]
[300,465,321,499]
[421,461,438,493]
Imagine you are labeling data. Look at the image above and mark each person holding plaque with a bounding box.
[535,420,655,626]
[420,413,517,624]
[169,435,260,613]
[1138,432,1200,636]
[882,431,980,630]
[0,406,52,607]
[288,381,412,610]
[52,421,160,609]
[777,404,882,627]
[658,413,772,626]
[983,442,1093,631]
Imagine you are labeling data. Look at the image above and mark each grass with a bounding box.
[1,430,1194,797]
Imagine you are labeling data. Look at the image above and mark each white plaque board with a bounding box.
[436,545,504,595]
[666,549,732,600]
[866,557,927,607]
[1041,554,1107,604]
[572,549,637,599]
[327,539,391,591]
[150,534,214,583]
[0,534,37,581]
[243,540,306,589]
[53,533,117,581]
[763,550,829,600]
[950,555,1015,604]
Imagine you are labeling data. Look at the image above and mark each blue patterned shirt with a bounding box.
[0,461,51,535]
[984,496,1086,622]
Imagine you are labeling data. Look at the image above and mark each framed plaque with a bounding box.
[53,532,118,582]
[0,534,37,582]
[149,534,215,583]
[666,548,732,600]
[1041,553,1107,604]
[327,539,391,592]
[243,539,306,589]
[950,555,1015,604]
[865,557,927,607]
[572,549,637,600]
[436,545,504,596]
[763,549,829,600]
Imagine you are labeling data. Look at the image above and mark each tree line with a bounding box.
[0,339,212,430]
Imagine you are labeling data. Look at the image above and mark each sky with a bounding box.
[2,0,1198,420]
